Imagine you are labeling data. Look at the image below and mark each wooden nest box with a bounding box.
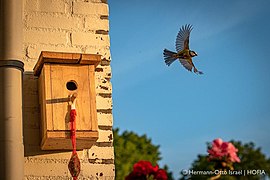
[33,51,101,150]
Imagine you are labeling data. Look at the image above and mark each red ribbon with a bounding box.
[68,109,80,180]
[70,109,77,154]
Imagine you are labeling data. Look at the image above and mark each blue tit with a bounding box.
[163,24,203,74]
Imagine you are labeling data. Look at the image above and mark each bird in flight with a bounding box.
[163,24,203,74]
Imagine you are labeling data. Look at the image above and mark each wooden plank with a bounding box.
[33,51,79,76]
[50,64,66,130]
[72,65,92,130]
[41,131,98,150]
[89,65,98,131]
[80,54,101,67]
[33,51,101,76]
[45,65,53,130]
[41,52,81,66]
[38,68,47,143]
[41,51,81,62]
[49,64,92,131]
[47,131,99,138]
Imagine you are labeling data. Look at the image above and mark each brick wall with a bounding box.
[22,0,114,179]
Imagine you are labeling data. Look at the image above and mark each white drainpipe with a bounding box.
[0,0,24,179]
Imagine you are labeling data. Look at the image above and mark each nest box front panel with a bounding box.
[46,64,94,131]
[34,51,101,150]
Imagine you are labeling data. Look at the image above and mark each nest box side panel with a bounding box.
[38,68,47,141]
[38,65,54,149]
[89,65,98,131]
[49,64,92,131]
[39,65,54,132]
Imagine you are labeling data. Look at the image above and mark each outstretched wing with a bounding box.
[175,24,193,52]
[179,58,193,72]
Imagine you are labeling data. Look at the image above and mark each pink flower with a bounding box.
[208,138,240,163]
[226,142,240,162]
[208,138,226,158]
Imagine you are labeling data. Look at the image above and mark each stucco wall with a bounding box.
[22,0,114,179]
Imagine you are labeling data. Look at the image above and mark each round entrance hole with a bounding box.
[66,81,78,91]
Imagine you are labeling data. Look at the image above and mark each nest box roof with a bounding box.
[33,51,101,76]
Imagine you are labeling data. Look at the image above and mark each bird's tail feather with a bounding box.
[194,67,203,75]
[163,49,178,66]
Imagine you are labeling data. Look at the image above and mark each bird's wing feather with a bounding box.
[175,24,193,52]
[179,58,193,72]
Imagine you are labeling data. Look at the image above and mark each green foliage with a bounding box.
[179,141,270,180]
[163,164,175,180]
[113,128,162,180]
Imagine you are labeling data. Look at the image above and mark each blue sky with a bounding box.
[109,0,270,178]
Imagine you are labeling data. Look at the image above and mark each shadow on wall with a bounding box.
[23,72,68,156]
